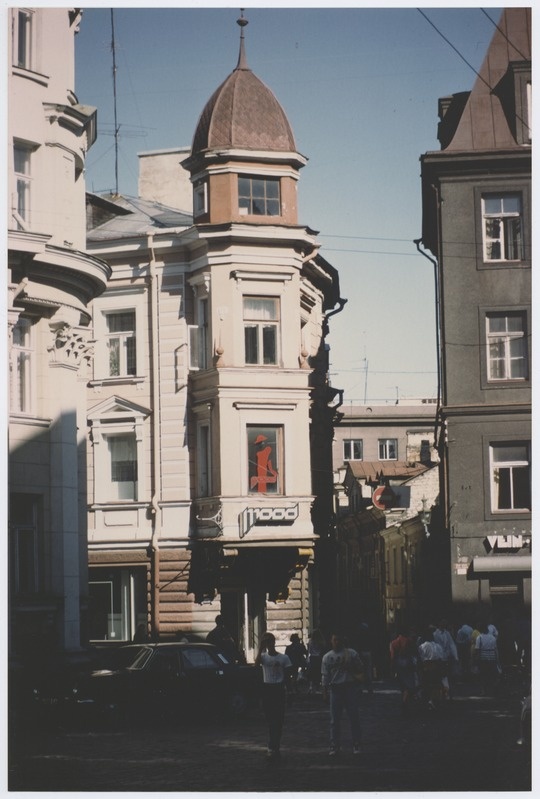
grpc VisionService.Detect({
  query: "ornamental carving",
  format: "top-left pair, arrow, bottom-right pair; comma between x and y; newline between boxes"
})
48,323 -> 95,369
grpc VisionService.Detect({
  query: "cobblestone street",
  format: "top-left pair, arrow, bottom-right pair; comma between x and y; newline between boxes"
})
9,679 -> 531,793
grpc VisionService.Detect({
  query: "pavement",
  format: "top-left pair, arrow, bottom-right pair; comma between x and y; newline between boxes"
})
8,678 -> 531,793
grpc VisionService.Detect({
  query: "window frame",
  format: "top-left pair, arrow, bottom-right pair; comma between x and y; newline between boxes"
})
188,296 -> 209,371
193,179 -> 208,218
10,493 -> 41,595
10,316 -> 34,415
238,175 -> 281,217
107,433 -> 138,501
13,8 -> 34,70
486,311 -> 528,382
481,192 -> 524,263
247,424 -> 284,496
489,441 -> 531,514
243,295 -> 280,366
378,438 -> 398,461
13,141 -> 33,229
92,290 -> 146,385
105,310 -> 137,378
196,422 -> 212,497
343,438 -> 363,461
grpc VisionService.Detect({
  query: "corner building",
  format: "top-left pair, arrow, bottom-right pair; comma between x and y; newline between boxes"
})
420,8 -> 531,629
85,19 -> 344,658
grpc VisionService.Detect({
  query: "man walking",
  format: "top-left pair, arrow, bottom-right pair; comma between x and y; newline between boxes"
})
321,633 -> 362,756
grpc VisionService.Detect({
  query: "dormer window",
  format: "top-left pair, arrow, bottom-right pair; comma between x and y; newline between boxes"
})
238,176 -> 280,216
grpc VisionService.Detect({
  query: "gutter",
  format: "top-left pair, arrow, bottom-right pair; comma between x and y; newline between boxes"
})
147,232 -> 161,640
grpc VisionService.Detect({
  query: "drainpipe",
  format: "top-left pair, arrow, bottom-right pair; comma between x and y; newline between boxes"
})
147,233 -> 161,640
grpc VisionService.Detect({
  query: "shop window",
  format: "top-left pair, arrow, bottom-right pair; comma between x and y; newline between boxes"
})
486,312 -> 528,381
247,425 -> 283,495
490,442 -> 531,512
88,567 -> 147,642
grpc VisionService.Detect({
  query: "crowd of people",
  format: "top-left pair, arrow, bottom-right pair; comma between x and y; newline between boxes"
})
200,613 -> 529,759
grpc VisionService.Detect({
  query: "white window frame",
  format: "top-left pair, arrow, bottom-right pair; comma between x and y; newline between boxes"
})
89,401 -> 149,505
243,296 -> 280,366
343,438 -> 363,461
486,312 -> 528,381
92,290 -> 145,383
188,297 -> 209,371
482,193 -> 523,262
104,310 -> 137,377
13,142 -> 33,229
10,317 -> 34,414
490,442 -> 531,513
379,438 -> 397,461
13,8 -> 34,70
193,179 -> 208,218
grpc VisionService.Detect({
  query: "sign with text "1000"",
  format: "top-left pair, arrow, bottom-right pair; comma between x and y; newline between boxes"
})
239,504 -> 299,538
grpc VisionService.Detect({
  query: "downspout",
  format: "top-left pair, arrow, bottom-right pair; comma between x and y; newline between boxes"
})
147,232 -> 161,640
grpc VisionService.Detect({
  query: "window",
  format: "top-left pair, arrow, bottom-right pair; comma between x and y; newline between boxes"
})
344,439 -> 363,461
486,312 -> 528,381
10,317 -> 33,413
89,567 -> 147,642
238,176 -> 280,216
197,423 -> 211,497
14,9 -> 33,69
490,442 -> 531,512
482,194 -> 523,261
105,311 -> 136,376
10,494 -> 40,594
193,179 -> 207,217
13,143 -> 32,228
188,298 -> 208,370
108,434 -> 138,500
379,439 -> 397,460
244,297 -> 279,365
247,425 -> 283,495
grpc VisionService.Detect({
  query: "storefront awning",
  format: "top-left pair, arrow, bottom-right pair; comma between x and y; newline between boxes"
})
472,556 -> 531,573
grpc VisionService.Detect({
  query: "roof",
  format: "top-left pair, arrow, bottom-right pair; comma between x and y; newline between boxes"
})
347,461 -> 430,484
443,7 -> 531,151
87,193 -> 192,241
191,19 -> 296,155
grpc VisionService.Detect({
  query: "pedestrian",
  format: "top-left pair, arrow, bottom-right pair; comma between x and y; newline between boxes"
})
433,619 -> 458,698
474,624 -> 500,696
255,632 -> 292,759
285,633 -> 308,692
321,633 -> 362,756
356,622 -> 374,693
418,626 -> 445,710
306,629 -> 326,693
206,615 -> 241,663
455,622 -> 473,679
389,628 -> 419,715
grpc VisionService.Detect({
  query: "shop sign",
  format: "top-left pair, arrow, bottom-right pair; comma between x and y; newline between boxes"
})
240,504 -> 299,538
485,534 -> 530,552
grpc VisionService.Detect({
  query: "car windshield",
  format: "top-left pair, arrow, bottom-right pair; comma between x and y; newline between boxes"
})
93,646 -> 152,671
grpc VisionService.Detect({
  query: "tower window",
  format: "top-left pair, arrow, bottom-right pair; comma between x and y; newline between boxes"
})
238,176 -> 280,216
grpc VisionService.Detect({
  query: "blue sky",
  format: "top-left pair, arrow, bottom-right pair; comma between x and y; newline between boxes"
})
74,5 -> 504,404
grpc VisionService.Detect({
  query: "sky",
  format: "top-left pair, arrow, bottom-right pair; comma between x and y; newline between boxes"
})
74,4 -> 505,405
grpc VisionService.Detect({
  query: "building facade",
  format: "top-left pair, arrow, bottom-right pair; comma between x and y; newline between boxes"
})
420,8 -> 531,627
8,8 -> 110,658
84,18 -> 344,658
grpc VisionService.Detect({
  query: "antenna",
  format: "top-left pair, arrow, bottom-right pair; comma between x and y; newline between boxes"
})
111,8 -> 119,195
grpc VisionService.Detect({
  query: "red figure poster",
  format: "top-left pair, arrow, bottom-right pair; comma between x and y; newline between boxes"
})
248,427 -> 280,494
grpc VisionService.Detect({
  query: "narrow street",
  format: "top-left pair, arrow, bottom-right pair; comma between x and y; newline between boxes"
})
9,679 -> 530,793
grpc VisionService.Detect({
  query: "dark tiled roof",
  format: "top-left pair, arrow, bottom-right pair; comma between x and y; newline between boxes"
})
192,65 -> 296,155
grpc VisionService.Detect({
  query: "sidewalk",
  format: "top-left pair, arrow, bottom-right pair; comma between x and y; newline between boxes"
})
9,678 -> 531,793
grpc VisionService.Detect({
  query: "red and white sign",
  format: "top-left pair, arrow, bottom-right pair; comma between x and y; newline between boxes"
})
372,486 -> 396,510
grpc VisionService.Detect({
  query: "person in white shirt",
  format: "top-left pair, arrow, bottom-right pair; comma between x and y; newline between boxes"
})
255,632 -> 292,758
321,633 -> 362,756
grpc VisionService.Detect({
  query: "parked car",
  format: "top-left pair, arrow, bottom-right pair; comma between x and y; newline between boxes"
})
69,642 -> 261,725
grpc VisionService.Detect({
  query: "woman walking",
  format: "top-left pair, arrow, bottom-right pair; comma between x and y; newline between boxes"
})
255,632 -> 292,759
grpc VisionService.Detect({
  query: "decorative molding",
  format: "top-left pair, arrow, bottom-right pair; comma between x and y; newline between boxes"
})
47,323 -> 95,370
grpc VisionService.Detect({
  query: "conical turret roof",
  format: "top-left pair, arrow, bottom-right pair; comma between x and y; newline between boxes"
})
191,15 -> 296,155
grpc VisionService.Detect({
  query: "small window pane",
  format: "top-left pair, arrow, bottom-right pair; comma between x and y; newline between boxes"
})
244,326 -> 258,364
502,195 -> 521,213
262,325 -> 276,364
484,197 -> 502,214
492,444 -> 528,463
